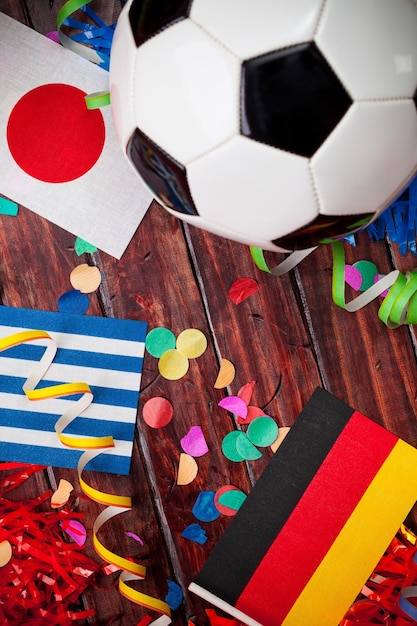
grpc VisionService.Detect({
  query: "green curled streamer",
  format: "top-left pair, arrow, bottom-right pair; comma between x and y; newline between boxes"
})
250,246 -> 316,275
251,242 -> 417,328
85,91 -> 111,110
57,0 -> 104,65
331,241 -> 399,315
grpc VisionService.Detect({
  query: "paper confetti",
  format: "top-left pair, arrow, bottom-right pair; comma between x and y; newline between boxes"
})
228,278 -> 259,304
142,397 -> 174,429
344,265 -> 363,291
270,426 -> 291,453
214,359 -> 236,389
352,260 -> 378,291
70,263 -> 102,293
215,486 -> 247,516
181,523 -> 208,545
0,540 -> 12,567
0,197 -> 18,216
237,381 -> 256,405
165,580 -> 183,610
247,417 -> 279,447
218,396 -> 248,419
125,531 -> 144,545
180,426 -> 209,457
237,405 -> 265,425
51,478 -> 74,509
221,432 -> 246,462
192,491 -> 220,523
57,289 -> 90,314
177,453 -> 198,486
74,237 -> 97,256
176,329 -> 207,359
235,434 -> 263,461
145,327 -> 176,358
218,490 -> 247,515
60,519 -> 87,547
158,349 -> 189,380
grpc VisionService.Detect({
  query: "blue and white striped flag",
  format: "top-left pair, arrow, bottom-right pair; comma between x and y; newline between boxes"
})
0,306 -> 147,474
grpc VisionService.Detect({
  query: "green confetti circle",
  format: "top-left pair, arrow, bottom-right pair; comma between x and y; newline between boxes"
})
235,432 -> 263,460
352,260 -> 378,292
218,489 -> 247,512
222,431 -> 246,462
74,237 -> 97,256
145,327 -> 176,358
247,416 -> 279,447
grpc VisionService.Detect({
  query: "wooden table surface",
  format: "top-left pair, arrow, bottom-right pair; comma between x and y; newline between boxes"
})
1,1 -> 417,624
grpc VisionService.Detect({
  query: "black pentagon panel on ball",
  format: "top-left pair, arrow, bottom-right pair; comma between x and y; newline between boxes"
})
129,0 -> 193,47
272,213 -> 374,250
241,43 -> 352,158
128,127 -> 198,216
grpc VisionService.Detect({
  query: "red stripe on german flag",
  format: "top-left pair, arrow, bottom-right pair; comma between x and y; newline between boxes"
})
190,388 -> 417,626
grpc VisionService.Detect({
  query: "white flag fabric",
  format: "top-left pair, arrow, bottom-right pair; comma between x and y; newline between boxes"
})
0,306 -> 147,474
0,12 -> 151,259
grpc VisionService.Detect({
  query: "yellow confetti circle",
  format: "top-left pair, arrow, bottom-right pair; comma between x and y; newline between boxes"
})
70,263 -> 102,293
176,328 -> 207,359
158,349 -> 189,380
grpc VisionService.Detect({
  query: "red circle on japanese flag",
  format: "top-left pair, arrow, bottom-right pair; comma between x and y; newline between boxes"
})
6,83 -> 106,183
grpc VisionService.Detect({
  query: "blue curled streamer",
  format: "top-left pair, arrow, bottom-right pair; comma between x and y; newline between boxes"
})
398,585 -> 417,621
60,3 -> 117,71
361,175 -> 417,256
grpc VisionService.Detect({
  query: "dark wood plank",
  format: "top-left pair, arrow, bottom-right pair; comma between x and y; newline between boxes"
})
183,223 -> 323,483
0,0 -> 29,23
98,202 -> 254,624
293,232 -> 417,526
0,207 -> 102,316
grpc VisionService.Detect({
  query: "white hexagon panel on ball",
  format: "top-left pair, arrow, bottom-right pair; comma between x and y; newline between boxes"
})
134,19 -> 240,165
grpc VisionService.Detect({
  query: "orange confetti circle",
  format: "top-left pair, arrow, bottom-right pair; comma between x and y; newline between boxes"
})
70,264 -> 102,293
0,540 -> 12,567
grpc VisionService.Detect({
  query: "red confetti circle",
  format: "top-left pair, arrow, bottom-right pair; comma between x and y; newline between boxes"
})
7,83 -> 106,183
142,397 -> 174,428
214,485 -> 242,516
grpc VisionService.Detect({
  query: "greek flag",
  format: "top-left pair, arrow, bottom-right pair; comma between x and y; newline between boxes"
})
0,306 -> 147,474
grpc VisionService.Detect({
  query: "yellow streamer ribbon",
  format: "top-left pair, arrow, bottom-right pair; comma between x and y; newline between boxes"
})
0,329 -> 171,621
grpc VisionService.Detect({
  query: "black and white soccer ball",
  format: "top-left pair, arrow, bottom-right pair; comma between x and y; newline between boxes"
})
110,0 -> 417,252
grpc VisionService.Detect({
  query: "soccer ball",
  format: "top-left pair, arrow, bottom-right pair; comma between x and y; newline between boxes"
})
109,0 -> 417,252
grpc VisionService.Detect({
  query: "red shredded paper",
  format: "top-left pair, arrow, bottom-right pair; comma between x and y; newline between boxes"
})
0,463 -> 99,625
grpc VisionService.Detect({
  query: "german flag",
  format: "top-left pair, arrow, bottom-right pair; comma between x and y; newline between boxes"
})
189,388 -> 417,626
